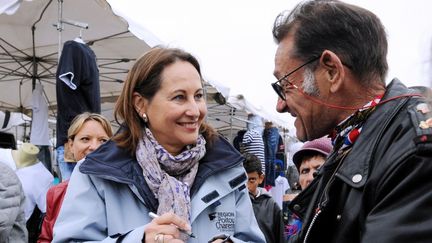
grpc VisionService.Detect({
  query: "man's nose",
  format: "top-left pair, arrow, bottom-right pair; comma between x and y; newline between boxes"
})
276,97 -> 288,113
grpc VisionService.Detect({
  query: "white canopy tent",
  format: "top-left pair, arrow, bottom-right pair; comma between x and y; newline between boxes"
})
0,0 -> 255,143
0,0 -> 153,142
107,0 -> 432,138
1,0 -> 431,143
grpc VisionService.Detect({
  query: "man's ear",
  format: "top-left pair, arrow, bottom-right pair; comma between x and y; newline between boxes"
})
319,50 -> 346,93
132,92 -> 147,114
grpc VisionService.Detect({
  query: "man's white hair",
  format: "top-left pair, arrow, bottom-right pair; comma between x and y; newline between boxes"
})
302,67 -> 320,96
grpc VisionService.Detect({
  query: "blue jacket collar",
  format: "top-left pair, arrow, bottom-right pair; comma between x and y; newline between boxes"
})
79,134 -> 244,210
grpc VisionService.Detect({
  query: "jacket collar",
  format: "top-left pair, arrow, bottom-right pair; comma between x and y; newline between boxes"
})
190,136 -> 244,195
79,139 -> 158,211
291,78 -> 415,220
249,187 -> 272,200
335,78 -> 412,187
79,134 -> 244,209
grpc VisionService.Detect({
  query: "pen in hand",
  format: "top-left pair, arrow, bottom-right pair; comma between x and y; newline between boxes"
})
148,212 -> 196,238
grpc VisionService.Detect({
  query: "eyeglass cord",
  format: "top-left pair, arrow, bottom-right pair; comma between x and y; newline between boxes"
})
294,88 -> 423,110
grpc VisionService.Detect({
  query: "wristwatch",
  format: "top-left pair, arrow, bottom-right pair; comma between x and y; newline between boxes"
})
208,234 -> 232,243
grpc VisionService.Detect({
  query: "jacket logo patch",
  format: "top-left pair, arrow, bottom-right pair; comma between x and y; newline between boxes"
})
416,103 -> 430,114
208,211 -> 235,232
208,212 -> 217,221
229,173 -> 247,189
419,118 -> 432,129
201,190 -> 219,203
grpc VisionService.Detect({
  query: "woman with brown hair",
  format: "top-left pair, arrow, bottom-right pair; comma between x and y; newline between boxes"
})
52,47 -> 265,243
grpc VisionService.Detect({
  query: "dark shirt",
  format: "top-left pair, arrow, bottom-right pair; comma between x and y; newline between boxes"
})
249,188 -> 284,243
56,40 -> 100,147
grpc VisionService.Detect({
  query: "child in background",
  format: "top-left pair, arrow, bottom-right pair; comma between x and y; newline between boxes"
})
243,153 -> 284,243
283,136 -> 333,240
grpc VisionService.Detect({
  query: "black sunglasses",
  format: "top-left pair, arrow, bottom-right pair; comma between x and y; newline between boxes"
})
271,56 -> 320,101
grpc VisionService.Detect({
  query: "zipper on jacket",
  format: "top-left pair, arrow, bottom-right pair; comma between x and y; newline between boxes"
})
303,207 -> 322,243
303,174 -> 335,243
302,148 -> 351,243
302,84 -> 413,243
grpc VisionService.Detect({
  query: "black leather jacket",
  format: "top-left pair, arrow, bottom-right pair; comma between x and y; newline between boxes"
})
289,79 -> 432,243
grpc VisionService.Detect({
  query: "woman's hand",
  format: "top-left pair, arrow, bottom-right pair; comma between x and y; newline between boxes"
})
209,240 -> 233,243
144,212 -> 191,243
207,234 -> 233,243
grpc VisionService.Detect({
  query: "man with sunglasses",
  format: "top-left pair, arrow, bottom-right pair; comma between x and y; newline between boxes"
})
271,1 -> 432,242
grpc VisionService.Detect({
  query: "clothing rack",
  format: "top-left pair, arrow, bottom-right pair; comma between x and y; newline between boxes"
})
54,0 -> 89,61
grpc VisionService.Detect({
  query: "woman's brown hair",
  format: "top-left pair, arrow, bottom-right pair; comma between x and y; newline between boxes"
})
113,46 -> 217,154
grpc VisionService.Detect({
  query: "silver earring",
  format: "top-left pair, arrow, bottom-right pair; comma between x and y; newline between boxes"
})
142,113 -> 148,123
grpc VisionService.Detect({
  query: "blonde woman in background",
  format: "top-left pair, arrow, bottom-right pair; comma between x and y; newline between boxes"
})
38,112 -> 112,243
65,112 -> 112,163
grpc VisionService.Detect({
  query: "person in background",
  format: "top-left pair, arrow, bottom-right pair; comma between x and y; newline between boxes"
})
38,112 -> 112,243
262,121 -> 284,188
292,137 -> 332,191
283,137 -> 332,240
242,114 -> 266,175
0,162 -> 27,242
243,153 -> 284,243
271,0 -> 432,242
52,47 -> 265,243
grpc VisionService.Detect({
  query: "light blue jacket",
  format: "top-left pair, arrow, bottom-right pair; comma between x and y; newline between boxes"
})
52,136 -> 265,243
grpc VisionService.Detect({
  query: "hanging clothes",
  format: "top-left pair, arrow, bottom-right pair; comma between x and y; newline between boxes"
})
30,83 -> 52,172
55,40 -> 101,149
30,83 -> 50,146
